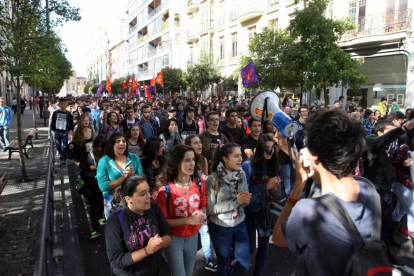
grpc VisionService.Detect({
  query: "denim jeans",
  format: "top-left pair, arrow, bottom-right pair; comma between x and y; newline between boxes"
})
199,224 -> 213,261
377,189 -> 393,252
208,220 -> 250,276
164,233 -> 198,276
103,194 -> 113,219
392,182 -> 414,232
0,126 -> 10,150
54,132 -> 68,161
246,215 -> 270,276
280,164 -> 292,195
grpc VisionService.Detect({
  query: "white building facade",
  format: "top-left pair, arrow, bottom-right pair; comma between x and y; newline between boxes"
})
125,0 -> 183,83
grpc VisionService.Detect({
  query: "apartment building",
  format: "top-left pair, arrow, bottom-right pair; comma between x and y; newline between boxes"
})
181,0 -> 413,107
337,0 -> 413,110
125,0 -> 183,84
58,71 -> 87,96
86,27 -> 111,85
109,40 -> 127,80
182,0 -> 306,96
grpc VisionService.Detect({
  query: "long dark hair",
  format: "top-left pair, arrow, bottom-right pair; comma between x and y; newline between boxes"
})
112,175 -> 148,211
162,118 -> 179,140
184,134 -> 207,175
105,133 -> 128,159
211,142 -> 240,172
252,135 -> 279,179
141,137 -> 164,163
125,123 -> 145,149
92,134 -> 107,164
156,144 -> 199,188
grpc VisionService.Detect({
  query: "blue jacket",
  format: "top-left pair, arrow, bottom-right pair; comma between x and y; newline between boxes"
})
89,106 -> 101,122
138,118 -> 160,138
96,153 -> 143,196
0,106 -> 12,126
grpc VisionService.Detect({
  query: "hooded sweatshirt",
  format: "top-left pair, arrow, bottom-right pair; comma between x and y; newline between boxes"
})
106,202 -> 170,276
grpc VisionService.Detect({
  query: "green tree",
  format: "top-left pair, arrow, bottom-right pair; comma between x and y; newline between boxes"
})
236,27 -> 296,91
288,0 -> 367,105
84,81 -> 93,94
186,54 -> 223,96
0,0 -> 80,182
111,78 -> 126,94
163,67 -> 187,94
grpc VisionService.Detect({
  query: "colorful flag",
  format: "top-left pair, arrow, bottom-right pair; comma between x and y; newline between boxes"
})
129,78 -> 138,98
96,83 -> 103,97
106,77 -> 112,94
155,71 -> 164,86
150,74 -> 155,87
122,77 -> 130,90
241,62 -> 258,87
143,82 -> 151,100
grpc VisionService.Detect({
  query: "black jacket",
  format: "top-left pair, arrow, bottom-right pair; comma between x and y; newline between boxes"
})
363,127 -> 414,190
51,110 -> 74,133
120,117 -> 140,134
106,202 -> 170,276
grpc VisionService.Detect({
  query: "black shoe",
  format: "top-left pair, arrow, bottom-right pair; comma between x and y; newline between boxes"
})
389,255 -> 405,268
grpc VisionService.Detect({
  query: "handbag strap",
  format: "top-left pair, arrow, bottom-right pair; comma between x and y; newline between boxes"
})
315,178 -> 382,251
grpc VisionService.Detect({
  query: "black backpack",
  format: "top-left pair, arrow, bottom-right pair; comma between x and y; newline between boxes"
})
314,178 -> 391,276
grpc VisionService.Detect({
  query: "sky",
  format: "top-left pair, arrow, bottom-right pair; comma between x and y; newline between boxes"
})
57,0 -> 124,78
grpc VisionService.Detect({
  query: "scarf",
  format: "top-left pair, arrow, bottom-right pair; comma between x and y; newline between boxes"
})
216,162 -> 242,188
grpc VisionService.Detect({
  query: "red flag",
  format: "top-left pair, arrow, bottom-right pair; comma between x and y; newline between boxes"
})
122,77 -> 130,90
143,82 -> 151,100
150,74 -> 155,87
131,78 -> 139,90
155,71 -> 163,86
106,77 -> 112,94
128,84 -> 134,98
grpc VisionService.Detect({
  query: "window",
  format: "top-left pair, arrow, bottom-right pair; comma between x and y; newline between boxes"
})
349,0 -> 366,32
231,32 -> 237,57
219,36 -> 225,60
248,26 -> 256,42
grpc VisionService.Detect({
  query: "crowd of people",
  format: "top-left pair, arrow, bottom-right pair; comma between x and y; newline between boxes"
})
1,91 -> 412,276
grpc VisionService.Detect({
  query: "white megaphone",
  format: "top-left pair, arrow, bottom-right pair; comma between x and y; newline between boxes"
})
249,90 -> 298,137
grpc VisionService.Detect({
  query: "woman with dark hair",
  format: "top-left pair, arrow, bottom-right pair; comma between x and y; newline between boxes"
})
207,142 -> 251,276
201,104 -> 210,118
96,133 -> 143,219
126,124 -> 146,157
263,119 -> 275,135
184,135 -> 217,271
106,175 -> 171,276
159,118 -> 182,157
373,109 -> 381,122
105,111 -> 124,138
140,137 -> 166,192
242,135 -> 280,276
79,134 -> 107,239
155,144 -> 207,276
69,115 -> 96,162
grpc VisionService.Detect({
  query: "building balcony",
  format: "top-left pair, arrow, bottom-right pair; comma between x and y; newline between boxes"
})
267,0 -> 279,8
235,0 -> 264,23
186,0 -> 199,14
186,28 -> 199,43
129,24 -> 138,35
147,0 -> 169,22
342,9 -> 412,43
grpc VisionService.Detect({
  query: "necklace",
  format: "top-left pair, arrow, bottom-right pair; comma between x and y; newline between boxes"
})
174,177 -> 191,190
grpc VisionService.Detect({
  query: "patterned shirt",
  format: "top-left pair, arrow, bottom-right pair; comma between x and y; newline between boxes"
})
394,143 -> 412,188
363,119 -> 374,136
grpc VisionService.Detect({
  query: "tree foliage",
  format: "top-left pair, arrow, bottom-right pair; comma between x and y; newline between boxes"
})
287,0 -> 367,94
186,54 -> 223,94
163,67 -> 187,93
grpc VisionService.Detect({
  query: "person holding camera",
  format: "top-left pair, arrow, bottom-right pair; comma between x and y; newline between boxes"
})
272,110 -> 381,275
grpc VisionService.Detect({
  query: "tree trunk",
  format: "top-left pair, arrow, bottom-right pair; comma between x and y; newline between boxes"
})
299,84 -> 303,107
32,88 -> 37,139
42,91 -> 47,126
16,77 -> 28,182
323,82 -> 327,106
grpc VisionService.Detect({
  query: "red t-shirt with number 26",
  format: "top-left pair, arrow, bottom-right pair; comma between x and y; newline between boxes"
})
156,178 -> 207,237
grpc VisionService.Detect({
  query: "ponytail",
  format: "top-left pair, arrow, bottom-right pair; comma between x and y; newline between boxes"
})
110,175 -> 148,212
210,142 -> 240,172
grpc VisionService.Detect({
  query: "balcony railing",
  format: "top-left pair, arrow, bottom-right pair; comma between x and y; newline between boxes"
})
200,20 -> 214,32
268,0 -> 279,8
186,28 -> 199,40
187,0 -> 199,13
129,24 -> 138,35
147,1 -> 169,22
234,0 -> 264,22
344,9 -> 412,39
217,17 -> 225,29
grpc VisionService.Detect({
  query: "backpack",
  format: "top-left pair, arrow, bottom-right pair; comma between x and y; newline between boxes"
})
314,179 -> 391,276
163,177 -> 202,213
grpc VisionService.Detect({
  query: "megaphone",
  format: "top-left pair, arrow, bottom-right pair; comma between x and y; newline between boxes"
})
249,90 -> 298,137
